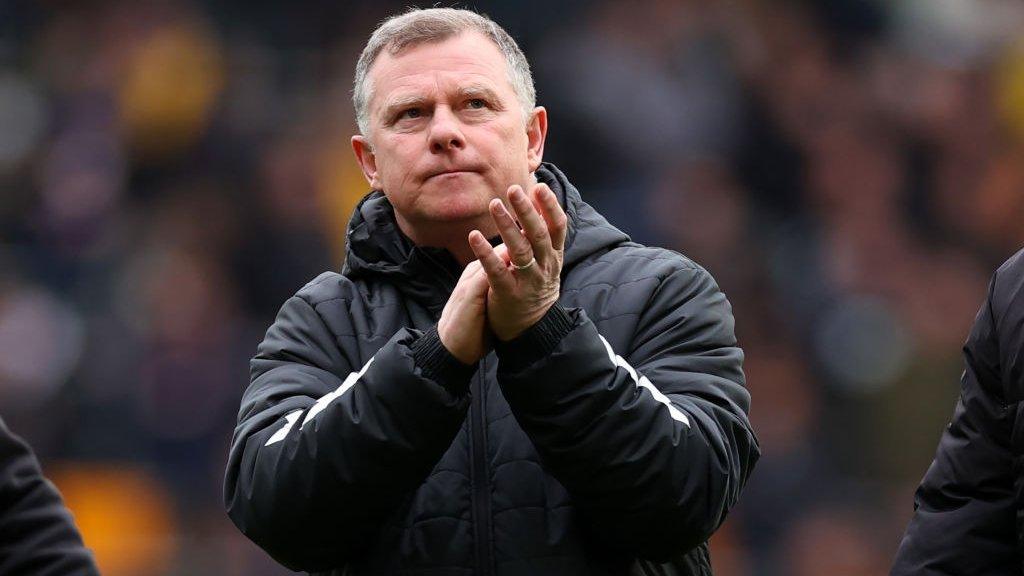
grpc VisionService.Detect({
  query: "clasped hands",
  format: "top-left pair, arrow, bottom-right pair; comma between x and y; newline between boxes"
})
438,183 -> 567,365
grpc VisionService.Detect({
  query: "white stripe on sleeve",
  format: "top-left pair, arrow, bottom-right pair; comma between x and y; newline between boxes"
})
265,410 -> 303,446
263,356 -> 377,447
301,356 -> 375,429
597,335 -> 690,428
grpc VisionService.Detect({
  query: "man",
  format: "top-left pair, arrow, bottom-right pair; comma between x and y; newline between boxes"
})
892,248 -> 1024,575
225,8 -> 758,575
0,417 -> 99,575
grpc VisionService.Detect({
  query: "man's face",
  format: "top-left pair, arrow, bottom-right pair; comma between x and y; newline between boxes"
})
352,32 -> 546,235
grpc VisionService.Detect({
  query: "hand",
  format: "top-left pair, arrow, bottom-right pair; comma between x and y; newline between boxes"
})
438,260 -> 492,364
468,183 -> 567,341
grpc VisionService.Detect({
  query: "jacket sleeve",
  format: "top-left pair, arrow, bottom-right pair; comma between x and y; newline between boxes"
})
224,293 -> 473,572
494,265 -> 759,561
0,417 -> 99,575
891,269 -> 1019,575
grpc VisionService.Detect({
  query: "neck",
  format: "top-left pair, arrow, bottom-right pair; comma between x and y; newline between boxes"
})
395,213 -> 498,267
390,174 -> 540,267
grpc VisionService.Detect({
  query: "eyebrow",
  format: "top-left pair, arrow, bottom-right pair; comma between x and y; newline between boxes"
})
381,95 -> 430,121
456,84 -> 502,105
380,83 -> 506,121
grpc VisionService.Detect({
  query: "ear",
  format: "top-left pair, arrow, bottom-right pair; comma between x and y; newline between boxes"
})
351,135 -> 382,189
526,106 -> 548,173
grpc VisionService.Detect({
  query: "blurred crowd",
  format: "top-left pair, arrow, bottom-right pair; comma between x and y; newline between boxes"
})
2,0 -> 1023,573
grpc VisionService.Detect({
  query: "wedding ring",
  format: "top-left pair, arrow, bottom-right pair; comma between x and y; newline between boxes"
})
512,257 -> 536,271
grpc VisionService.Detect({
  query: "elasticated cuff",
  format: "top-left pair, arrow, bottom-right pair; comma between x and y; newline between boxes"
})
494,304 -> 576,373
410,326 -> 476,395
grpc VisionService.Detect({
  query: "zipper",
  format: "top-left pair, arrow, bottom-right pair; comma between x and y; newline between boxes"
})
470,356 -> 492,575
420,246 -> 488,571
417,249 -> 459,293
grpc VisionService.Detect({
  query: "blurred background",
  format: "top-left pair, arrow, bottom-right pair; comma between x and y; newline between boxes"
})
1,0 -> 1023,573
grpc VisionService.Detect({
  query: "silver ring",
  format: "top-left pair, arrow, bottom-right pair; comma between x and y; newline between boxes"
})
512,257 -> 536,271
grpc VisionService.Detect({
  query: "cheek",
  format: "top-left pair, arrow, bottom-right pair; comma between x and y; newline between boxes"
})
484,124 -> 527,168
374,142 -> 413,186
501,129 -> 531,173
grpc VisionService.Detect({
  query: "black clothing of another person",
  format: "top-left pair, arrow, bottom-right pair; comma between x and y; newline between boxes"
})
893,248 -> 1024,575
0,417 -> 98,575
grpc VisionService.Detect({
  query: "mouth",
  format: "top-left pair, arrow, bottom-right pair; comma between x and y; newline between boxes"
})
426,168 -> 479,180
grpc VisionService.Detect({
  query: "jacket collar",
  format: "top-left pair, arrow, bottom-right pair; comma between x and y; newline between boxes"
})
342,163 -> 630,311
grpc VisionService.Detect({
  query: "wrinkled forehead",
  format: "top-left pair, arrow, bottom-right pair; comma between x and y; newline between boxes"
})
364,32 -> 514,108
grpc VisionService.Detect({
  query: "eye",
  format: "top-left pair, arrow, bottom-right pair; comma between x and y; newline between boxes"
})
400,108 -> 422,119
466,98 -> 487,109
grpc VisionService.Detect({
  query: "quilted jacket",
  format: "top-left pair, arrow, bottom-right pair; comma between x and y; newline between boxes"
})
892,247 -> 1024,575
0,417 -> 98,575
225,163 -> 759,575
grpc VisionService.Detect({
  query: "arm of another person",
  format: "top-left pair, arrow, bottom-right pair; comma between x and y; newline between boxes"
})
0,417 -> 99,575
224,268 -> 488,572
891,267 -> 1019,576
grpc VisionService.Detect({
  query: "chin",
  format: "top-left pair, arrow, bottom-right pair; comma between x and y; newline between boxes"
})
423,196 -> 489,222
417,182 -> 493,222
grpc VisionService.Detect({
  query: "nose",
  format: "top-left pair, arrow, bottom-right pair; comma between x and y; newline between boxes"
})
428,107 -> 465,153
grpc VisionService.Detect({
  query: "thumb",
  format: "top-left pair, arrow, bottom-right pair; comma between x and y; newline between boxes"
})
458,259 -> 483,282
468,263 -> 492,295
493,243 -> 511,266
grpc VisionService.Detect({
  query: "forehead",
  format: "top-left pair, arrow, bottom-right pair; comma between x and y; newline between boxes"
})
367,31 -> 514,106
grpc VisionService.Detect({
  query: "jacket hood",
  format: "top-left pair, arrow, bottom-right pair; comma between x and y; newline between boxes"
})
342,163 -> 630,310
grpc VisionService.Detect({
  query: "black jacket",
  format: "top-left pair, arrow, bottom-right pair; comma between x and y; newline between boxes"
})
892,248 -> 1024,575
225,164 -> 759,575
0,417 -> 98,575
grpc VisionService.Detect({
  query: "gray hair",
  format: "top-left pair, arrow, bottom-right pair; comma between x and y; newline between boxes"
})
352,7 -> 536,137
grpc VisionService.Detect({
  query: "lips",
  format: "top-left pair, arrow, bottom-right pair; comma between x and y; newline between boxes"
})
425,167 -> 480,180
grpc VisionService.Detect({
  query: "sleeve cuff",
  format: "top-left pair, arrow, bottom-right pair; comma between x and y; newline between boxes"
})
495,303 -> 577,373
410,325 -> 476,395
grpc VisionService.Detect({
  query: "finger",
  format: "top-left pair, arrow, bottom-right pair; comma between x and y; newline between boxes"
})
493,243 -> 511,266
508,185 -> 552,263
534,184 -> 567,252
489,195 -> 534,267
469,230 -> 515,291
